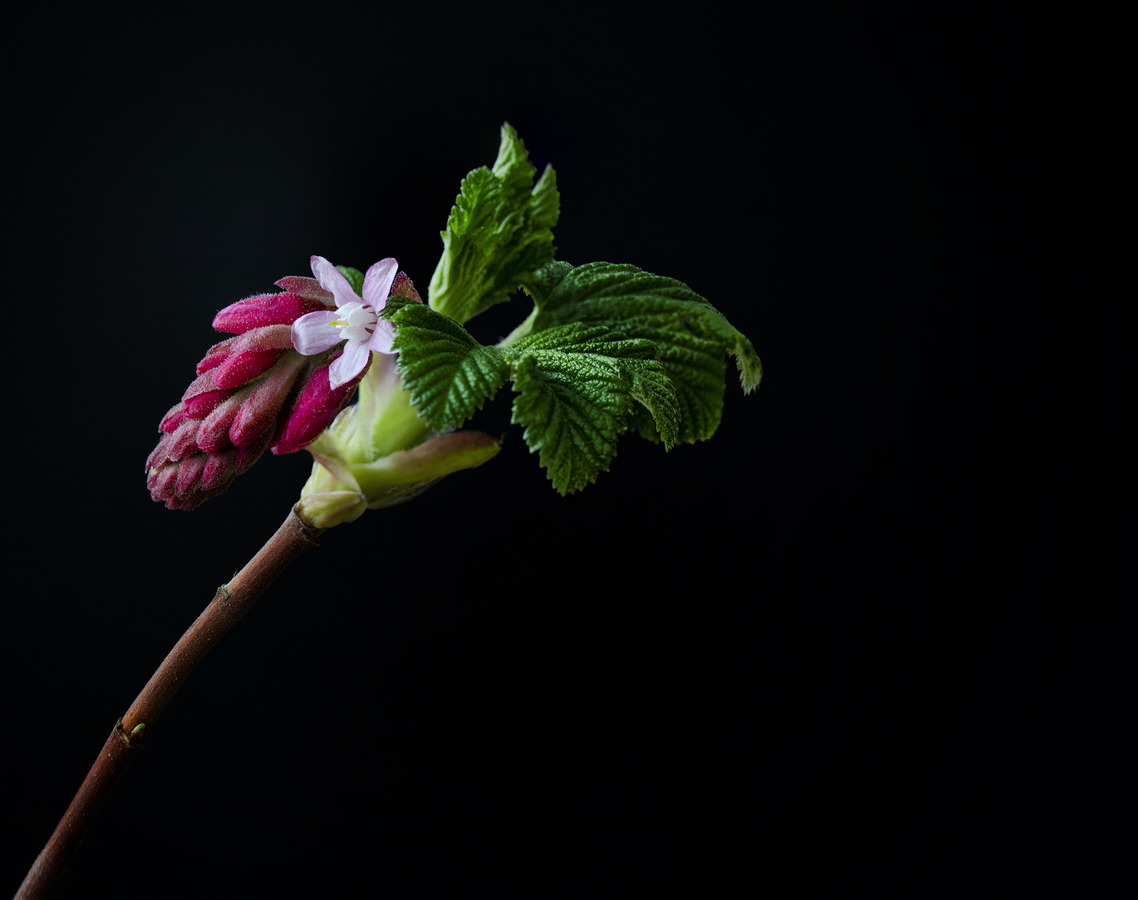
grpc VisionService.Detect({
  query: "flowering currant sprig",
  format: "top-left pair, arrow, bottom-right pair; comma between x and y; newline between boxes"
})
147,124 -> 759,513
25,122 -> 760,900
146,256 -> 417,509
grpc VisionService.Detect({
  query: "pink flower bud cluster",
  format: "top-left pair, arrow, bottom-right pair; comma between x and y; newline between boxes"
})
146,275 -> 373,509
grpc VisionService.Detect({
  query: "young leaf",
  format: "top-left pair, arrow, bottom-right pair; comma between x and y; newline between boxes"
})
507,324 -> 678,493
427,123 -> 560,324
528,261 -> 761,443
391,303 -> 510,433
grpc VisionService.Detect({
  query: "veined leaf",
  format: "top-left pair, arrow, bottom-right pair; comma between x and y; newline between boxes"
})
391,303 -> 510,433
506,324 -> 680,493
427,123 -> 559,324
395,126 -> 760,495
528,261 -> 761,443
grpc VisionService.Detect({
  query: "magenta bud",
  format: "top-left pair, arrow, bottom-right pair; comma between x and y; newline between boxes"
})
147,263 -> 405,510
211,347 -> 286,390
234,429 -> 273,473
174,454 -> 206,496
166,418 -> 202,461
182,388 -> 230,419
199,449 -> 236,491
158,403 -> 188,434
228,353 -> 304,446
273,275 -> 330,299
272,352 -> 368,455
196,393 -> 244,453
146,432 -> 175,472
212,291 -> 332,334
195,337 -> 237,375
147,464 -> 178,497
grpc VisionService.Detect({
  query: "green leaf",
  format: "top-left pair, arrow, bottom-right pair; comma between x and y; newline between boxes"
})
507,324 -> 680,493
427,122 -> 559,324
391,303 -> 510,433
528,261 -> 761,443
394,260 -> 759,492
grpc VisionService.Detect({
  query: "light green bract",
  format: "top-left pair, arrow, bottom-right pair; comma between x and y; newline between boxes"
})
385,123 -> 762,495
297,354 -> 502,527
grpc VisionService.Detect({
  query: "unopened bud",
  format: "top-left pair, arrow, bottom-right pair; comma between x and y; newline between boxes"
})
147,276 -> 376,509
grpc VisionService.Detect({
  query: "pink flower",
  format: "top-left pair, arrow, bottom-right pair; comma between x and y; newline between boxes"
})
146,263 -> 420,510
291,256 -> 399,389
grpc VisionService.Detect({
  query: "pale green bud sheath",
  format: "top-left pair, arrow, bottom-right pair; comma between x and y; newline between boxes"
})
296,349 -> 501,529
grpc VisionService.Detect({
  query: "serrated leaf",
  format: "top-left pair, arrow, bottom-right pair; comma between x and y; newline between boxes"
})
428,123 -> 559,324
529,261 -> 761,443
507,323 -> 680,492
626,359 -> 681,449
509,343 -> 627,495
514,322 -> 681,450
392,304 -> 510,433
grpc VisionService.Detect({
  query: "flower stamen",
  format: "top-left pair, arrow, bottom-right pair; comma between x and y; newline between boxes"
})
329,301 -> 378,342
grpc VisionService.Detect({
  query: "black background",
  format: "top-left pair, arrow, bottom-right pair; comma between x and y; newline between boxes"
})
4,2 -> 1130,897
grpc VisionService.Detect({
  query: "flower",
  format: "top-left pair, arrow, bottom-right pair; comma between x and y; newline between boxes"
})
291,256 -> 399,390
147,261 -> 421,509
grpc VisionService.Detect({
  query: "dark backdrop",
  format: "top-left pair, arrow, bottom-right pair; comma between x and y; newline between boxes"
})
5,3 -> 1130,897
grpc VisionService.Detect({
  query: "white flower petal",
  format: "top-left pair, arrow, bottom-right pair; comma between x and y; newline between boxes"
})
361,258 -> 398,310
292,311 -> 345,355
327,338 -> 371,389
365,316 -> 397,354
310,255 -> 362,309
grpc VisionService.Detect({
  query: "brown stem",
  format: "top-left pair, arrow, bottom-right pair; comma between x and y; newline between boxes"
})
16,506 -> 323,900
